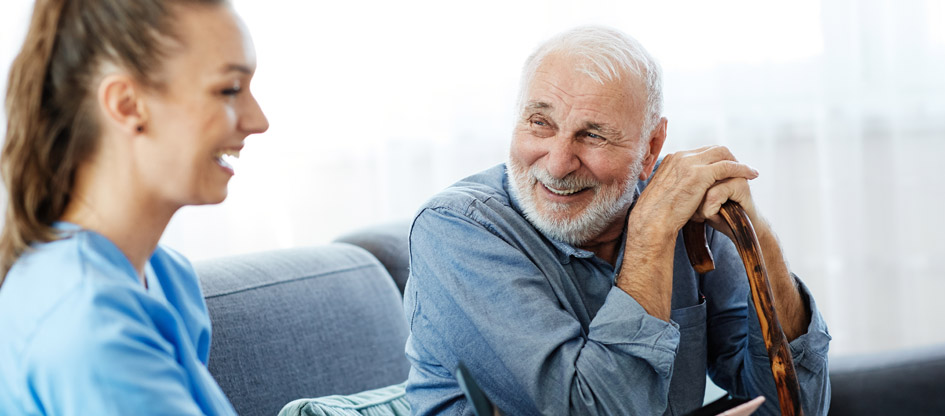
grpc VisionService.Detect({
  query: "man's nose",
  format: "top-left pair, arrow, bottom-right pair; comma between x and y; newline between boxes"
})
544,135 -> 580,179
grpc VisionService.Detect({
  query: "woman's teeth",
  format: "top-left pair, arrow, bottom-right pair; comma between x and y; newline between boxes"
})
215,149 -> 240,170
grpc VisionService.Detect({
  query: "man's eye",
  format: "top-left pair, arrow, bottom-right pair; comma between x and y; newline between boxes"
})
533,120 -> 547,127
587,132 -> 604,140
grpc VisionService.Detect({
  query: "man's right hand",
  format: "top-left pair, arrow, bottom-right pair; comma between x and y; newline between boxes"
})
615,146 -> 759,321
632,145 -> 760,238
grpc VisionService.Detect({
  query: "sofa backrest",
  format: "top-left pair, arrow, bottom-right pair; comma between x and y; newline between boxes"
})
195,244 -> 410,416
334,221 -> 411,295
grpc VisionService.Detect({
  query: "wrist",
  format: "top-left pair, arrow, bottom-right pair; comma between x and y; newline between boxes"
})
626,209 -> 679,247
618,212 -> 677,322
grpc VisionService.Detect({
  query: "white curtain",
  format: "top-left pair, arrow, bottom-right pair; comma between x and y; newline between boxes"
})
2,0 -> 943,356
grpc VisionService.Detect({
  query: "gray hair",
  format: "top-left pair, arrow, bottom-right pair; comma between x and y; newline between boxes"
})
517,25 -> 664,140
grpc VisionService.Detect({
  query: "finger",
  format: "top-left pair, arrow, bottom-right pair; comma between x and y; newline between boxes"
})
689,145 -> 738,164
661,145 -> 721,168
689,194 -> 735,242
707,160 -> 759,183
699,177 -> 753,220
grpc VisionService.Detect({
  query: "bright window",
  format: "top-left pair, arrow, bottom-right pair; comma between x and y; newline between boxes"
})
2,0 -> 944,356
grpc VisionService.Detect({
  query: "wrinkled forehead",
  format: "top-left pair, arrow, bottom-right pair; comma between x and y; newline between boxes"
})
524,53 -> 648,120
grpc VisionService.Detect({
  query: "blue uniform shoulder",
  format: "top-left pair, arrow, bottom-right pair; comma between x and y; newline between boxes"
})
0,231 -> 155,410
1,231 -> 135,317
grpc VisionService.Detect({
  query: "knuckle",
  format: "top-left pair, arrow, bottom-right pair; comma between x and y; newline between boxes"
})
705,186 -> 725,205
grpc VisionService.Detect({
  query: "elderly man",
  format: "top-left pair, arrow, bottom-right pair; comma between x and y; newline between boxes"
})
403,26 -> 830,415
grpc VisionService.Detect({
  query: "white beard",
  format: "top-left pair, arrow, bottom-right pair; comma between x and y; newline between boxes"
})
507,156 -> 644,246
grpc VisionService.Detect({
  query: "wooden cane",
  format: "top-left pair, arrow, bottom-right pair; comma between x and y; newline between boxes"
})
682,201 -> 803,416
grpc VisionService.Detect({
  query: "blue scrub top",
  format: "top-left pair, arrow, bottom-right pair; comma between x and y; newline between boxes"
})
0,223 -> 236,415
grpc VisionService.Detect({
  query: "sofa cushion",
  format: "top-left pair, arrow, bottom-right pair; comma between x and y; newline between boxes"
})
334,221 -> 411,295
278,382 -> 409,416
829,344 -> 945,415
196,244 -> 410,416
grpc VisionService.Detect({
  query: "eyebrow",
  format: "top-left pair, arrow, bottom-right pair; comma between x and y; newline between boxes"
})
524,101 -> 621,137
524,101 -> 552,112
585,121 -> 620,137
223,63 -> 254,75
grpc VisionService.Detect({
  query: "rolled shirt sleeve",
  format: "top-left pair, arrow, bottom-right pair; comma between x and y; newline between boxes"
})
404,165 -> 831,416
702,228 -> 831,415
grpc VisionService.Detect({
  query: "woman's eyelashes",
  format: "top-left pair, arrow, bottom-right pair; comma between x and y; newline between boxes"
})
221,86 -> 241,96
220,80 -> 244,97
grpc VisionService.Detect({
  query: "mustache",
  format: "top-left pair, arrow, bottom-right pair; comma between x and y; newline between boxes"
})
528,166 -> 599,191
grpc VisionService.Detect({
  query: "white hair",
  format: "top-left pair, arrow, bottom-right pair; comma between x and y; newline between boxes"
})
517,25 -> 664,140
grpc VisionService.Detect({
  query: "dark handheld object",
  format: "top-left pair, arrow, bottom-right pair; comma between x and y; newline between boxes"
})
682,201 -> 803,416
456,362 -> 498,416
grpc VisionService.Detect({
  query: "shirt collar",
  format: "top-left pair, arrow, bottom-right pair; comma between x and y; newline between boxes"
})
52,221 -> 161,294
502,164 -> 643,265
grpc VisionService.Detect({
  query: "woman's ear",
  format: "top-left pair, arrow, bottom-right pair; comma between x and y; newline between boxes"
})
97,73 -> 148,135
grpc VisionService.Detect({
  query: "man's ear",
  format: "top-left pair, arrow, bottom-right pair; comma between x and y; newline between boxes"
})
96,73 -> 148,135
638,117 -> 668,180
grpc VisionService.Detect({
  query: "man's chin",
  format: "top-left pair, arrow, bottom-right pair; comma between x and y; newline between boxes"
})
527,212 -> 596,246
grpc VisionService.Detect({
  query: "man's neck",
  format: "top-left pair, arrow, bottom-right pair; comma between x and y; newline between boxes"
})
579,238 -> 623,267
578,214 -> 628,267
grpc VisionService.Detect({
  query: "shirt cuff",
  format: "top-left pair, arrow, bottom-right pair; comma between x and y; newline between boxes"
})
587,287 -> 681,376
747,275 -> 831,373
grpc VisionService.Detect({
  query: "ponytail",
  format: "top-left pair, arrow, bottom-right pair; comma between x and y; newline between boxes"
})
0,0 -> 70,281
0,0 -> 226,283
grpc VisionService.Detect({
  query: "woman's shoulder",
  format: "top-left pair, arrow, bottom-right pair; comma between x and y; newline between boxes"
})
2,233 -> 94,308
0,232 -> 156,352
9,230 -> 138,288
0,234 -> 170,401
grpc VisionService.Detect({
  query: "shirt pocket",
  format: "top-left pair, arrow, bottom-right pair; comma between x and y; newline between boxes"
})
670,298 -> 707,329
667,298 -> 707,415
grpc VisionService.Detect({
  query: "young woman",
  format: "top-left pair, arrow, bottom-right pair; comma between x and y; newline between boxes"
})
0,0 -> 268,414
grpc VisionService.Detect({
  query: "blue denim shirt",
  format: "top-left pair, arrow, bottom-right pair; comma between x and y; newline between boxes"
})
404,164 -> 830,415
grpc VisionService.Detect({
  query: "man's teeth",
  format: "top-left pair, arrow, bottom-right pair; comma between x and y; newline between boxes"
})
544,184 -> 582,195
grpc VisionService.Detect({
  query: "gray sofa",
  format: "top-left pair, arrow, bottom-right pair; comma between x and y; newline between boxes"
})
195,244 -> 410,416
195,221 -> 945,416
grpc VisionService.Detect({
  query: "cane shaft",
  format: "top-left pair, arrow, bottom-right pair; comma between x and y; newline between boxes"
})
682,201 -> 803,416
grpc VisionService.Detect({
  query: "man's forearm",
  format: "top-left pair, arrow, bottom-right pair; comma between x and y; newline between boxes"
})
752,218 -> 809,340
615,216 -> 677,321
